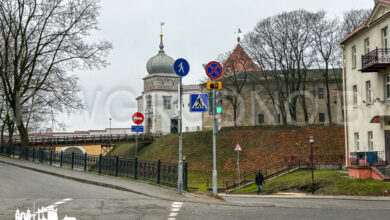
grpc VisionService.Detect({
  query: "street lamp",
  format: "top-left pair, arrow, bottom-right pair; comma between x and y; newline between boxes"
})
309,136 -> 315,194
109,118 -> 112,147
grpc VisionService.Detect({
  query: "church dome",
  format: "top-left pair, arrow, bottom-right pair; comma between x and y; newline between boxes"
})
146,34 -> 175,74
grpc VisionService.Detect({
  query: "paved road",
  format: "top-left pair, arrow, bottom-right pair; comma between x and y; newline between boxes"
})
1,163 -> 390,220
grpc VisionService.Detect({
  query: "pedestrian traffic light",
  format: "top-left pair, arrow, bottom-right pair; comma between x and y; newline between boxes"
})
170,118 -> 178,134
216,91 -> 223,114
208,92 -> 214,115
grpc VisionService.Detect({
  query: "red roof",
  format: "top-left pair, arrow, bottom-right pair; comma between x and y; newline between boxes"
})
341,0 -> 390,44
224,44 -> 261,72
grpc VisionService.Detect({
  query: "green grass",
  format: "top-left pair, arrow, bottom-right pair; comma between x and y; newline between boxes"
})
107,142 -> 149,158
233,170 -> 390,196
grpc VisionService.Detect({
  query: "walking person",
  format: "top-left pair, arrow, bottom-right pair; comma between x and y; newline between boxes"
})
255,170 -> 265,195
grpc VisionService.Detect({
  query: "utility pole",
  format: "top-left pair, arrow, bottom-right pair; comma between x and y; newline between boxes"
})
178,77 -> 183,194
212,88 -> 217,195
309,136 -> 315,194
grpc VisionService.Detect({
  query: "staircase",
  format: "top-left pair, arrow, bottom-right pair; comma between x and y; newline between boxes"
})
376,166 -> 390,181
223,157 -> 309,192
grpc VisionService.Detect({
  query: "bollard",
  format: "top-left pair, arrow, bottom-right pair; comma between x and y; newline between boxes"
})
157,159 -> 161,184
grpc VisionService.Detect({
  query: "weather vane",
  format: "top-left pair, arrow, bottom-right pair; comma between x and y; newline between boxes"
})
235,28 -> 242,43
160,22 -> 165,35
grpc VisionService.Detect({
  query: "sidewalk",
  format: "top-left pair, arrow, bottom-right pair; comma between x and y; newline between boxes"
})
220,192 -> 390,201
0,156 -> 273,207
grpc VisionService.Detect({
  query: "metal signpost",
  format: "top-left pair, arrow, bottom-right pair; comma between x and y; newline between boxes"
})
132,112 -> 144,157
174,58 -> 190,194
234,144 -> 243,191
205,61 -> 223,195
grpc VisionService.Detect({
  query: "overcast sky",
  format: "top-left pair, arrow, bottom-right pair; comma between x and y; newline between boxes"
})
59,0 -> 374,132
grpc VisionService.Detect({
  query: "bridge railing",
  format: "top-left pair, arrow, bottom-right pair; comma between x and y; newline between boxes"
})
0,146 -> 187,189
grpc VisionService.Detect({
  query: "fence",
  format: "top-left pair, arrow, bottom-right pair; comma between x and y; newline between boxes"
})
223,154 -> 345,191
0,146 -> 187,189
349,151 -> 386,167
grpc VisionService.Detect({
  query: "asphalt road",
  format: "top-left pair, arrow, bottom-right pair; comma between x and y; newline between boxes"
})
1,163 -> 390,220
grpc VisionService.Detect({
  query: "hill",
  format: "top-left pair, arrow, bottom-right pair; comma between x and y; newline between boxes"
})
136,125 -> 345,172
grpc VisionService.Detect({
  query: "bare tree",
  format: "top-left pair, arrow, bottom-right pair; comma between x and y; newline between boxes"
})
312,12 -> 342,124
342,9 -> 371,38
0,0 -> 111,147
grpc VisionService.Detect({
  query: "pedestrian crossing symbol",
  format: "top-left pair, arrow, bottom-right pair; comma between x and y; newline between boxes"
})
190,94 -> 208,112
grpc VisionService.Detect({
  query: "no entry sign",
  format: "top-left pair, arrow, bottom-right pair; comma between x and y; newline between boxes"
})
132,112 -> 144,125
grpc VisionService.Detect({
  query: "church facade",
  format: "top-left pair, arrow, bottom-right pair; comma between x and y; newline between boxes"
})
136,34 -> 203,135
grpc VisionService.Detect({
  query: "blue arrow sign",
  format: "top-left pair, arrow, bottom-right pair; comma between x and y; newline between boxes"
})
131,125 -> 144,133
190,94 -> 208,112
174,58 -> 190,77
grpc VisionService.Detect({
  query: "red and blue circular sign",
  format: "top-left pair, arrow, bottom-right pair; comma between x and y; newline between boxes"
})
206,61 -> 223,80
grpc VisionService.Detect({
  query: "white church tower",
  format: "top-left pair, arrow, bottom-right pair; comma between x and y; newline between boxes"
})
136,31 -> 202,135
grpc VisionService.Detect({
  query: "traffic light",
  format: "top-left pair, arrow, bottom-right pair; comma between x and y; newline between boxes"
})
216,91 -> 223,114
208,92 -> 214,115
170,118 -> 178,134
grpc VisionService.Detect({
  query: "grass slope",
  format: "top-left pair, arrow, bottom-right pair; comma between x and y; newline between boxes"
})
234,170 -> 390,196
137,126 -> 344,171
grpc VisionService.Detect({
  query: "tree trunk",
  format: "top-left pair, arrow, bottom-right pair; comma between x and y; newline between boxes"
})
233,105 -> 238,128
16,123 -> 29,148
0,122 -> 5,147
325,63 -> 332,125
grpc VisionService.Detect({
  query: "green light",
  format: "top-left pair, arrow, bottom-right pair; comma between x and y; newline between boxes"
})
216,106 -> 223,114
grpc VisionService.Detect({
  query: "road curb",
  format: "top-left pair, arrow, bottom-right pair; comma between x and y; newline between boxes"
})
0,158 -> 274,208
221,193 -> 390,201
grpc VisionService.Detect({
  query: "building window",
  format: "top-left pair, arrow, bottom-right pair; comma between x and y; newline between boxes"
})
364,38 -> 370,54
275,114 -> 280,124
352,46 -> 357,68
354,133 -> 360,151
258,114 -> 264,124
319,113 -> 325,123
366,80 -> 372,103
386,75 -> 390,100
368,131 -> 374,151
382,27 -> 388,48
318,88 -> 324,99
146,96 -> 152,110
163,96 -> 172,110
353,85 -> 358,106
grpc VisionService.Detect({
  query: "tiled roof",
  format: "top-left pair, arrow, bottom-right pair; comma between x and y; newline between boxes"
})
224,44 -> 261,72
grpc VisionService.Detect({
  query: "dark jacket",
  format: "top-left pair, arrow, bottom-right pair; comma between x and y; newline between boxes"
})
255,173 -> 265,186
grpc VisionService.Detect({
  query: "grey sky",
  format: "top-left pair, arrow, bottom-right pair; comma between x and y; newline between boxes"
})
60,0 -> 374,131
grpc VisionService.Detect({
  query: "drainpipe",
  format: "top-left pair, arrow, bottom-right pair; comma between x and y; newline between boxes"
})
342,45 -> 350,168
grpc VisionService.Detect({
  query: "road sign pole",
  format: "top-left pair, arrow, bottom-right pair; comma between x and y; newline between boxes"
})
178,77 -> 183,194
212,88 -> 218,195
238,151 -> 240,191
136,131 -> 138,157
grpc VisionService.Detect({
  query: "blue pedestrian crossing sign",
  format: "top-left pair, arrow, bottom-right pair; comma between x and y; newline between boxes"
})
190,94 -> 208,112
174,58 -> 190,77
131,125 -> 144,133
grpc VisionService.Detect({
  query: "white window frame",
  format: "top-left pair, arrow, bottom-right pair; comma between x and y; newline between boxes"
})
382,27 -> 388,49
353,85 -> 358,106
368,131 -> 374,151
364,38 -> 370,54
352,46 -> 357,68
354,132 -> 360,151
366,80 -> 372,103
163,96 -> 172,110
386,75 -> 390,100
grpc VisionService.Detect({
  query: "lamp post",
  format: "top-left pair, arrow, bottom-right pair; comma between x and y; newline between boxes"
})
109,118 -> 112,147
309,136 -> 315,194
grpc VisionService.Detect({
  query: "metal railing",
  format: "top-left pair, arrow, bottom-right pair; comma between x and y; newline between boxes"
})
362,48 -> 390,69
223,155 -> 345,191
0,146 -> 187,188
349,151 -> 386,167
2,134 -> 156,146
